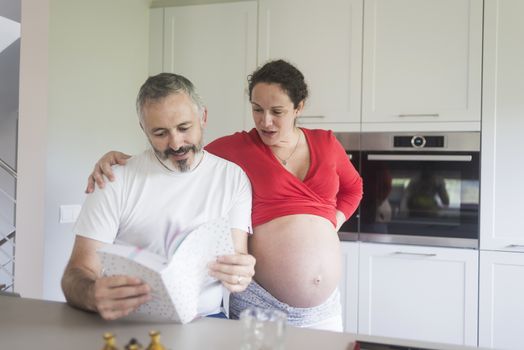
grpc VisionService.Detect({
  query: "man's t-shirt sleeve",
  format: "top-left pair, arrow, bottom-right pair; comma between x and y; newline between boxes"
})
73,169 -> 123,243
228,168 -> 253,234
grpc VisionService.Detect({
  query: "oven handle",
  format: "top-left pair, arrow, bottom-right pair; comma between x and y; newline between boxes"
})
367,154 -> 472,162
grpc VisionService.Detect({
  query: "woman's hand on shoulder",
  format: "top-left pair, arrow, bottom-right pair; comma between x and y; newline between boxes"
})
85,151 -> 131,193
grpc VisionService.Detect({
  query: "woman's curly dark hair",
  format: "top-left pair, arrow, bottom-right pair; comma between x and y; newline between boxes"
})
248,59 -> 308,108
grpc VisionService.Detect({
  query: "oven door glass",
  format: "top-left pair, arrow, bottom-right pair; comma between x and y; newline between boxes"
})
360,152 -> 479,240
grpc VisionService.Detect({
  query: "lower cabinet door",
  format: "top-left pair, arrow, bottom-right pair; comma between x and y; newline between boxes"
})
358,243 -> 478,346
479,250 -> 524,350
340,242 -> 359,333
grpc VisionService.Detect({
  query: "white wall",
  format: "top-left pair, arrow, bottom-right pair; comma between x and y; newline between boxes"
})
16,0 -> 151,300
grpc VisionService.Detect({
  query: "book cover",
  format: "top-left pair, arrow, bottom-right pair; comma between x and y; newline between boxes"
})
97,217 -> 233,323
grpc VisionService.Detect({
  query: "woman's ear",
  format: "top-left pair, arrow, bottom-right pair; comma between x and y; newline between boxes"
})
296,100 -> 305,115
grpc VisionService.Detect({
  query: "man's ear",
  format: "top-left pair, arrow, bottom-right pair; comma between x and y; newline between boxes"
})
200,107 -> 208,127
139,120 -> 144,131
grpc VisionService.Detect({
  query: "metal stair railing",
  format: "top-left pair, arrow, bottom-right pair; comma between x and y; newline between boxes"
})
0,157 -> 17,292
0,231 -> 15,248
0,158 -> 17,180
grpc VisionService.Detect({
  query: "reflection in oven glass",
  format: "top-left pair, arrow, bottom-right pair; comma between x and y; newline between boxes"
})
361,166 -> 479,238
360,164 -> 392,233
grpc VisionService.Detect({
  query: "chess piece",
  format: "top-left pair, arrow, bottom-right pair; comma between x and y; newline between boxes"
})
102,332 -> 119,350
125,338 -> 143,350
146,331 -> 166,350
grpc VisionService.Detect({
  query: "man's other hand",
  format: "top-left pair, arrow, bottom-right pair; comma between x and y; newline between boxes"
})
208,253 -> 256,293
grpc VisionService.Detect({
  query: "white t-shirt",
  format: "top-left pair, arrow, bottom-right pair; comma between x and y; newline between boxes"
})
74,149 -> 252,316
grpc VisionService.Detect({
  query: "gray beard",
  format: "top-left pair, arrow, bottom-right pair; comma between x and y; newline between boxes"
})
154,143 -> 202,172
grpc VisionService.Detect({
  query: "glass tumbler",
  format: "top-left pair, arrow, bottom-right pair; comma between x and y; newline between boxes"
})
239,307 -> 287,350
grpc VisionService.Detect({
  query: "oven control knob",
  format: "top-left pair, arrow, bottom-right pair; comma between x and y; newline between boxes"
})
411,135 -> 426,148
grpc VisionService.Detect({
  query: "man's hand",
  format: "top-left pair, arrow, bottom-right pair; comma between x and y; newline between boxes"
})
208,253 -> 256,293
92,275 -> 151,320
62,236 -> 151,321
85,151 -> 131,193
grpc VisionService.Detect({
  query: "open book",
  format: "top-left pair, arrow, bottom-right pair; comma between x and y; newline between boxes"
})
97,217 -> 234,323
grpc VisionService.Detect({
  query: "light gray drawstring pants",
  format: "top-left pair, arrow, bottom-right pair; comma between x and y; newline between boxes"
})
230,280 -> 343,332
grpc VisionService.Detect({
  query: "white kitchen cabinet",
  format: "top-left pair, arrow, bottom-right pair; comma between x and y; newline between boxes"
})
258,0 -> 363,131
480,0 -> 524,252
358,243 -> 478,346
150,2 -> 257,144
340,241 -> 359,333
149,8 -> 163,76
479,251 -> 524,349
361,0 -> 483,132
479,2 -> 524,349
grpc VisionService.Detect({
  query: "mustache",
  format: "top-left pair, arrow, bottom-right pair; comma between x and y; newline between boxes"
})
164,145 -> 199,157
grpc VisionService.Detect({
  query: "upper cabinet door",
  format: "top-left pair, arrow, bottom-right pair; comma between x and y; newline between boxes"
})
258,0 -> 363,130
361,0 -> 483,131
481,0 -> 524,252
161,2 -> 257,144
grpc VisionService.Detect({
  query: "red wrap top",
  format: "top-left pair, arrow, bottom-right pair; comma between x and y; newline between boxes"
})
205,128 -> 362,228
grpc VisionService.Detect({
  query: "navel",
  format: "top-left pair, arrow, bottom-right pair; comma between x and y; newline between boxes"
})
313,275 -> 323,286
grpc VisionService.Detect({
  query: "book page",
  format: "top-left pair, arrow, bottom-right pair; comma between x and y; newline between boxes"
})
98,217 -> 234,323
162,216 -> 234,322
97,246 -> 176,321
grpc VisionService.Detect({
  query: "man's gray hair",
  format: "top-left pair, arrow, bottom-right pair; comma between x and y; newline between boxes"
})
136,73 -> 205,121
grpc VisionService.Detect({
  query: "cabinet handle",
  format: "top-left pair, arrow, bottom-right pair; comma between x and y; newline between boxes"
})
398,113 -> 439,118
393,251 -> 437,257
507,244 -> 524,248
297,115 -> 325,119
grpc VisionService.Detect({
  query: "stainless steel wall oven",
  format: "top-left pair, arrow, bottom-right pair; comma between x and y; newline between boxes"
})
336,132 -> 480,249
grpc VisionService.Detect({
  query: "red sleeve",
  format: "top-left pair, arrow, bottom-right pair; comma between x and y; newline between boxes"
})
204,134 -> 240,163
204,137 -> 227,157
332,133 -> 363,219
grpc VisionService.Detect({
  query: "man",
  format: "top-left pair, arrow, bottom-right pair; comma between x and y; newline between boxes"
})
61,73 -> 255,321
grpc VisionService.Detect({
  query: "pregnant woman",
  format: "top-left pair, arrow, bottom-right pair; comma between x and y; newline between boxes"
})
86,60 -> 362,331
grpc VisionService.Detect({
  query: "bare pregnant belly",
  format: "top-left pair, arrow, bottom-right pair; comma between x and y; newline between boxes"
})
249,214 -> 342,308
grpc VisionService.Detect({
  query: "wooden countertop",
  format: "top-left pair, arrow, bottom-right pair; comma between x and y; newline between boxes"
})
0,296 -> 490,350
